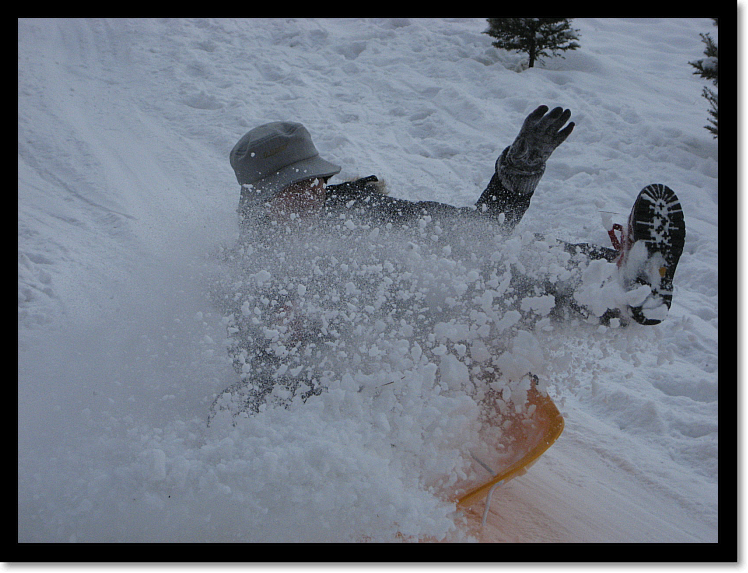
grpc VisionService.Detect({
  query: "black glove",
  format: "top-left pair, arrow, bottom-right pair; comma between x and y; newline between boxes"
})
506,105 -> 575,170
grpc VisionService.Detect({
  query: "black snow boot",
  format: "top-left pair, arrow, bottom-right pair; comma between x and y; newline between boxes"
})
611,184 -> 686,325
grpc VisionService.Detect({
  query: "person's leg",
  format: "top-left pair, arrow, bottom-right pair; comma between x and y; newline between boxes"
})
551,184 -> 686,326
561,241 -> 619,263
617,184 -> 686,325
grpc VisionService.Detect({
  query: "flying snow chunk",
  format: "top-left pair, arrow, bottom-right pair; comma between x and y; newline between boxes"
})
253,270 -> 272,286
439,353 -> 470,391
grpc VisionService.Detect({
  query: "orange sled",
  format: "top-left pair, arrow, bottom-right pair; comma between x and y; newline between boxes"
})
453,376 -> 564,512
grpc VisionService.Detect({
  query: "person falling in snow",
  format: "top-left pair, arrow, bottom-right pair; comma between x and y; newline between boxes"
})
211,105 -> 686,420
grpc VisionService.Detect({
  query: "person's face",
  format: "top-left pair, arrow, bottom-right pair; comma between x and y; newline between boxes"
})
269,177 -> 327,221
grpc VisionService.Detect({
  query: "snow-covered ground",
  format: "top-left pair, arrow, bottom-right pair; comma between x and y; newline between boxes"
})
18,18 -> 719,545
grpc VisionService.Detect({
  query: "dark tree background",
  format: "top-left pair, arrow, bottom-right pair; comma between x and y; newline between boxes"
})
484,18 -> 581,69
689,18 -> 718,138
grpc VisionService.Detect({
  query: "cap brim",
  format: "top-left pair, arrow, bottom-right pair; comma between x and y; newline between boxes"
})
244,156 -> 342,204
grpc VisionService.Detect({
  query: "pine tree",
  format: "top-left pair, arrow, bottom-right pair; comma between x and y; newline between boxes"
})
484,18 -> 580,69
689,18 -> 718,138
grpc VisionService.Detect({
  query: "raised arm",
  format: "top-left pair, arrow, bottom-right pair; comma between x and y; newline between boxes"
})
476,105 -> 574,229
324,106 -> 574,231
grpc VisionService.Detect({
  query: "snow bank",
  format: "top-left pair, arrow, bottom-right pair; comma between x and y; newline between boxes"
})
18,18 -> 718,544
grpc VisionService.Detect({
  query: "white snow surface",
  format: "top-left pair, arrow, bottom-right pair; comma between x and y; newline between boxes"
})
18,18 -> 718,544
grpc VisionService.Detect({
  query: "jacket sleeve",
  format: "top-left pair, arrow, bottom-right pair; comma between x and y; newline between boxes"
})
325,177 -> 479,227
473,146 -> 545,230
325,152 -> 545,232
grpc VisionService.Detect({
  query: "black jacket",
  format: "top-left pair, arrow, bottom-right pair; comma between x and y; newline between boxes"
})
238,146 -> 543,233
325,172 -> 529,231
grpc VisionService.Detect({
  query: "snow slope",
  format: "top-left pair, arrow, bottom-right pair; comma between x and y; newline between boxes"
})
18,18 -> 719,545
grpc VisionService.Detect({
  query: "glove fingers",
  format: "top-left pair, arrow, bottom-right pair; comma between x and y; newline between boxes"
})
555,121 -> 575,144
511,105 -> 574,166
522,105 -> 549,129
541,107 -> 570,130
554,108 -> 572,129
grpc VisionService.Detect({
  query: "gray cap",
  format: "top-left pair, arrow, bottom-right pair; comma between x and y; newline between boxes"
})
230,122 -> 341,204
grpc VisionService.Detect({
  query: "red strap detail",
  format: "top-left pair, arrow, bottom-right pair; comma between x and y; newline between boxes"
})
608,223 -> 624,252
